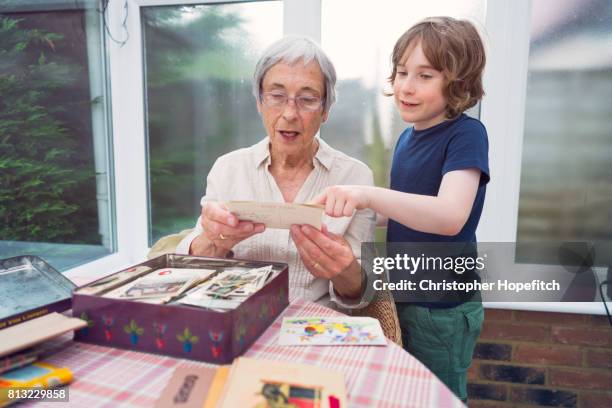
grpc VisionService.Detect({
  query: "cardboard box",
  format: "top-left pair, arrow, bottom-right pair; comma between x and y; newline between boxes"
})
72,254 -> 288,364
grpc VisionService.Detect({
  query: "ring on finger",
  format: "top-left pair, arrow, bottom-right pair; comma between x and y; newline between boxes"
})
219,233 -> 228,240
311,262 -> 320,269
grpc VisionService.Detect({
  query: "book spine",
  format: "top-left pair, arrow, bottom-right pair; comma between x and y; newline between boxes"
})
0,355 -> 38,375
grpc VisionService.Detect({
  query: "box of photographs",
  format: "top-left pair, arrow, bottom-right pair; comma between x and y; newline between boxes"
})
72,254 -> 288,363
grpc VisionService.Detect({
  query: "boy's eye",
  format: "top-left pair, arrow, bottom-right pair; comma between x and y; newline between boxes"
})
396,70 -> 407,77
420,73 -> 433,79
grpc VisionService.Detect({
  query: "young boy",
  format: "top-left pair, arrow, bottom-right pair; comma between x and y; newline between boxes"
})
314,17 -> 489,403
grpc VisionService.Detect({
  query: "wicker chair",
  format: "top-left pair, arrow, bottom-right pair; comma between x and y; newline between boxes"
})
148,230 -> 402,346
350,271 -> 402,346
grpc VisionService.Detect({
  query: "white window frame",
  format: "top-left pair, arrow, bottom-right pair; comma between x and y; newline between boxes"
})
479,0 -> 610,315
67,0 -> 610,315
66,0 -> 310,283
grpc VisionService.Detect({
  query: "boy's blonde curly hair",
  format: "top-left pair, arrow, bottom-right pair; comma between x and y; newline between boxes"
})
388,17 -> 486,119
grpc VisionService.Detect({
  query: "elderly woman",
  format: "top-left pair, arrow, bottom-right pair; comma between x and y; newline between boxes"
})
176,36 -> 375,309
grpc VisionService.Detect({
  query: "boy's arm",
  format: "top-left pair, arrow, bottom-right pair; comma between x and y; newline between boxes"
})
314,168 -> 480,236
370,169 -> 480,235
376,214 -> 388,227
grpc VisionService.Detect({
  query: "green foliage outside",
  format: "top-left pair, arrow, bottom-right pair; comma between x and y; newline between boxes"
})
0,15 -> 99,244
144,5 -> 396,244
144,6 -> 263,243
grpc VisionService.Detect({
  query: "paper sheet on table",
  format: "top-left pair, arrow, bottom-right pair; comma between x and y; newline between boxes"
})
226,201 -> 323,229
278,316 -> 387,346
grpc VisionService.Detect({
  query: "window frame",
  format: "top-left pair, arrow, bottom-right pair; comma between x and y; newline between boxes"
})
0,0 -> 119,275
66,0 -> 302,283
479,0 -> 610,315
67,0 -> 610,315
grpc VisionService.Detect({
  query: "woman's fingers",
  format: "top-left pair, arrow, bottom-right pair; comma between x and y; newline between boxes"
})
202,201 -> 264,243
205,220 -> 263,241
290,224 -> 353,279
293,242 -> 325,278
203,201 -> 238,227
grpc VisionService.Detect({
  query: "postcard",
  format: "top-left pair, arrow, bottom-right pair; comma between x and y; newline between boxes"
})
75,265 -> 154,296
217,357 -> 346,408
226,201 -> 323,229
278,317 -> 387,346
104,268 -> 216,302
178,265 -> 273,310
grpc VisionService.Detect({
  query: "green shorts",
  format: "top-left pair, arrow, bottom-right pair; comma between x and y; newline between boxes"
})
396,300 -> 484,403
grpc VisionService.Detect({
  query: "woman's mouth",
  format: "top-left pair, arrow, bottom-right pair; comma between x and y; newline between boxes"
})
278,130 -> 300,139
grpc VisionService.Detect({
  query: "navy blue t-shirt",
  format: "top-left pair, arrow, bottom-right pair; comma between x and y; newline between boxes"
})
386,114 -> 490,307
387,113 -> 490,244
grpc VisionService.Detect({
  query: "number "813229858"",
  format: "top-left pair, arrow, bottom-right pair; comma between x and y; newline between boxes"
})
7,387 -> 68,401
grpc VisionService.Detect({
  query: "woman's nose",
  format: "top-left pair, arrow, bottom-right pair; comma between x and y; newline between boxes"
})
282,98 -> 298,120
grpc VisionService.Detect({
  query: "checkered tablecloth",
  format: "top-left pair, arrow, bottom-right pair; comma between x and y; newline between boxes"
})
22,298 -> 463,408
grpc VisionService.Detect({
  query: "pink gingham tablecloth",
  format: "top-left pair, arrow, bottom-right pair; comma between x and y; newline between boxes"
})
22,298 -> 463,408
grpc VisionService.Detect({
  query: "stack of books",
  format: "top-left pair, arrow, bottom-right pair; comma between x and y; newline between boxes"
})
0,313 -> 83,407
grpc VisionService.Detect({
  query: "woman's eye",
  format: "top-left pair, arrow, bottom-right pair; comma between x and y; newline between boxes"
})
299,96 -> 317,103
420,74 -> 432,80
396,71 -> 407,77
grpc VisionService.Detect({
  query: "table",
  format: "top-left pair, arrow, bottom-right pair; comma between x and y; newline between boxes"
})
22,298 -> 464,408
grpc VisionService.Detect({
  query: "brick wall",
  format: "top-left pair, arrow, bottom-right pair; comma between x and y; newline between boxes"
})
468,309 -> 612,407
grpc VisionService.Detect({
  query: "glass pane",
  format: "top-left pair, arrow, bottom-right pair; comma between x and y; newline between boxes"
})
0,2 -> 114,271
321,1 -> 486,188
143,1 -> 282,245
516,0 -> 612,263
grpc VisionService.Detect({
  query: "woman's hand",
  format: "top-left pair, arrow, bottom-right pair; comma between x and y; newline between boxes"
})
290,224 -> 363,298
312,185 -> 372,217
190,201 -> 265,257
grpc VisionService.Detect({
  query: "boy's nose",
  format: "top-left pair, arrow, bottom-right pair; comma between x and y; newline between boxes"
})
401,78 -> 416,95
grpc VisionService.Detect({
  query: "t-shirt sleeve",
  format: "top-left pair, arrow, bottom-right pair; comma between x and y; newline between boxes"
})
442,120 -> 490,186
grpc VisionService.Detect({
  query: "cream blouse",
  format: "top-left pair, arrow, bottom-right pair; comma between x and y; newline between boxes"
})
177,137 -> 376,309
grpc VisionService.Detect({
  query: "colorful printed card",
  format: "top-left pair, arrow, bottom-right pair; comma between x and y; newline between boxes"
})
278,317 -> 387,346
104,268 -> 215,303
217,357 -> 346,408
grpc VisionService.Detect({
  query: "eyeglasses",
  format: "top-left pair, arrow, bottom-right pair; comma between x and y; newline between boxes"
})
261,92 -> 323,112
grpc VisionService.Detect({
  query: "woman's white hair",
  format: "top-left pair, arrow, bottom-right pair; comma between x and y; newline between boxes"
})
252,35 -> 337,112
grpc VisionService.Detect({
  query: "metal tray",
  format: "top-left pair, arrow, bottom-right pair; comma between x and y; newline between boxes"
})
0,255 -> 76,329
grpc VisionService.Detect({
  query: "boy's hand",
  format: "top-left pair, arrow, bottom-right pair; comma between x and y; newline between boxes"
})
312,185 -> 371,217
